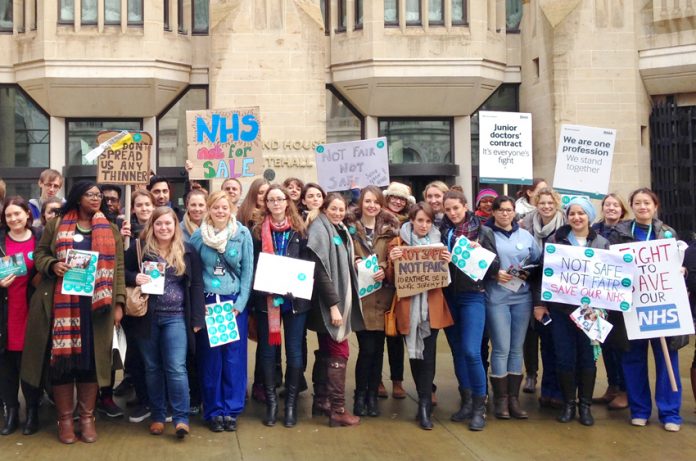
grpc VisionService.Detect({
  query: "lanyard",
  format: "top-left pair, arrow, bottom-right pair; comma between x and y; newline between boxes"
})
273,230 -> 291,256
447,228 -> 455,252
631,221 -> 652,241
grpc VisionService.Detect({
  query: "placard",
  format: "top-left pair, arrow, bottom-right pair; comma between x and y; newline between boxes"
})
552,124 -> 616,199
611,239 -> 695,340
96,131 -> 152,185
205,300 -> 240,347
186,107 -> 263,180
357,254 -> 382,298
61,249 -> 99,297
450,236 -> 496,281
253,253 -> 315,300
478,111 -> 533,185
315,137 -> 390,192
394,245 -> 450,298
140,261 -> 165,295
541,244 -> 635,311
0,254 -> 27,279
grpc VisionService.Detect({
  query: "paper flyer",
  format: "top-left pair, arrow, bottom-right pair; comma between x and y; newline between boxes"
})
0,253 -> 27,279
253,253 -> 315,300
140,261 -> 166,295
569,305 -> 613,343
205,300 -> 240,347
61,249 -> 99,297
451,236 -> 496,281
357,254 -> 382,298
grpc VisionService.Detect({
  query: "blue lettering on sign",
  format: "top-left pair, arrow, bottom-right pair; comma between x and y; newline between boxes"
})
196,113 -> 260,143
637,304 -> 680,332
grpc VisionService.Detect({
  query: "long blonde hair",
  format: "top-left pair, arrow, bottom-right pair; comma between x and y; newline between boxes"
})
183,189 -> 208,236
141,206 -> 187,276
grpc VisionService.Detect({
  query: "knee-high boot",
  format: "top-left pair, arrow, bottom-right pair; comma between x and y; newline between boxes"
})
312,350 -> 330,416
577,369 -> 596,426
327,357 -> 360,427
508,374 -> 528,419
53,384 -> 77,444
262,363 -> 278,427
490,376 -> 510,419
77,382 -> 99,443
557,371 -> 577,423
284,367 -> 301,428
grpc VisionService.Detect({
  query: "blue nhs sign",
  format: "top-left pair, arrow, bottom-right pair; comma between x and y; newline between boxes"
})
636,304 -> 680,332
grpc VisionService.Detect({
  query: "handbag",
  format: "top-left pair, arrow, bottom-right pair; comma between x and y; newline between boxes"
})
125,239 -> 149,317
384,295 -> 398,337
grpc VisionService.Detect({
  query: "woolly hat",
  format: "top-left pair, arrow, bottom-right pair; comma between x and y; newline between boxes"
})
383,182 -> 416,205
475,188 -> 499,207
565,197 -> 596,223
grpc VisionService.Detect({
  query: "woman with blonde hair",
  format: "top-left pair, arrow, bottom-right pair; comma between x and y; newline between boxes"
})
125,206 -> 205,438
181,189 -> 208,242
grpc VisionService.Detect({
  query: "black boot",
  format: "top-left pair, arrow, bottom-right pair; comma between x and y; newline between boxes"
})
366,390 -> 380,417
353,390 -> 367,417
490,376 -> 510,419
450,388 -> 473,422
22,405 -> 39,435
284,367 -> 301,428
263,365 -> 278,427
417,398 -> 433,430
557,371 -> 577,423
1,406 -> 18,436
469,395 -> 487,431
577,369 -> 596,426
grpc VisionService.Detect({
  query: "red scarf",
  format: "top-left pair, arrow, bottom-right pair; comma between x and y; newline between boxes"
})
261,215 -> 291,346
51,210 -> 116,371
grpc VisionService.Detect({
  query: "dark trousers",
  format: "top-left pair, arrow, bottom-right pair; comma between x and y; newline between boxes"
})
409,330 -> 439,400
122,317 -> 149,405
549,309 -> 595,372
257,310 -> 308,370
0,351 -> 41,408
386,335 -> 404,381
355,330 -> 386,393
523,323 -> 539,375
600,343 -> 625,390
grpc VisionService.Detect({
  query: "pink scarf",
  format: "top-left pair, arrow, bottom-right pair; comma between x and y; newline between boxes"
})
261,215 -> 291,345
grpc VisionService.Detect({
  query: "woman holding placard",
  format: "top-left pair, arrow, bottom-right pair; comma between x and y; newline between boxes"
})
180,189 -> 208,242
190,191 -> 253,433
344,186 -> 399,418
307,193 -> 364,427
484,196 -> 541,420
250,184 -> 310,428
534,197 -> 608,426
22,180 -> 126,444
386,202 -> 453,430
440,190 -> 499,431
0,197 -> 42,435
607,188 -> 683,432
125,206 -> 205,438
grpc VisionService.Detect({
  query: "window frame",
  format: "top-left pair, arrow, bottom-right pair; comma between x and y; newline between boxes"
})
80,0 -> 98,25
57,0 -> 74,25
191,0 -> 208,35
163,0 -> 170,30
177,0 -> 186,34
127,0 -> 144,26
428,0 -> 444,26
104,0 -> 121,25
0,0 -> 13,32
405,0 -> 422,26
451,0 -> 467,26
321,0 -> 329,35
335,0 -> 346,33
384,0 -> 398,27
354,0 -> 363,29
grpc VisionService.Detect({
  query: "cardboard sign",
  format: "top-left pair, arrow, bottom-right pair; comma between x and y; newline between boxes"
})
205,300 -> 240,347
541,243 -> 635,311
315,137 -> 390,192
478,111 -> 533,185
357,254 -> 382,298
394,245 -> 450,298
61,249 -> 99,297
450,236 -> 496,281
96,131 -> 152,185
253,253 -> 315,300
552,124 -> 616,199
611,239 -> 695,340
0,254 -> 27,279
186,107 -> 263,180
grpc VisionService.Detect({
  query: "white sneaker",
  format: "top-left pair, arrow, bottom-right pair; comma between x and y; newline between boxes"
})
631,418 -> 648,427
664,422 -> 681,432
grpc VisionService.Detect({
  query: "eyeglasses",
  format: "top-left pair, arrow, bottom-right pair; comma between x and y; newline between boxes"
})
389,196 -> 407,202
266,198 -> 287,204
104,196 -> 119,203
84,192 -> 104,200
496,208 -> 515,214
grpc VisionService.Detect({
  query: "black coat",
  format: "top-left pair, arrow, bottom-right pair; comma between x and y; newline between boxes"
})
124,240 -> 205,353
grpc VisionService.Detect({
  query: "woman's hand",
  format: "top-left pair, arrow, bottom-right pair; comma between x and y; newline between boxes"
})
330,305 -> 342,327
372,268 -> 385,282
185,159 -> 193,172
468,241 -> 481,249
440,249 -> 451,263
135,273 -> 151,286
53,262 -> 70,278
533,306 -> 549,322
497,270 -> 513,283
120,220 -> 131,238
193,326 -> 202,333
389,247 -> 403,261
0,274 -> 16,288
114,303 -> 124,327
233,309 -> 240,316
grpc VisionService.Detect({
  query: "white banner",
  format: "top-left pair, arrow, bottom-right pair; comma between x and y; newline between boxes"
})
611,239 -> 694,340
553,124 -> 616,199
315,137 -> 390,192
478,111 -> 533,185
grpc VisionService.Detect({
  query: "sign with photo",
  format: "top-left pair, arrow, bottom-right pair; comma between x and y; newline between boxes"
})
61,249 -> 99,297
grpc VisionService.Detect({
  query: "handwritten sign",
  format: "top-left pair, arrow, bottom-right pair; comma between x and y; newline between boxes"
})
186,107 -> 263,180
541,244 -> 635,311
253,253 -> 315,300
357,254 -> 382,298
611,239 -> 694,340
553,124 -> 616,199
478,111 -> 533,185
315,137 -> 390,192
394,245 -> 449,298
450,236 -> 496,281
96,131 -> 152,185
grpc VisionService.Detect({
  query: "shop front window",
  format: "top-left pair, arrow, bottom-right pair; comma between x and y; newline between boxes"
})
379,119 -> 452,164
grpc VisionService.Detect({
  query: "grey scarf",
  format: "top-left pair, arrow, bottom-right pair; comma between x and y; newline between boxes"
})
530,210 -> 565,248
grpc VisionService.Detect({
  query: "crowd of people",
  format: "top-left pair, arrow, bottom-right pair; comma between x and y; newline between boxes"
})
0,169 -> 693,446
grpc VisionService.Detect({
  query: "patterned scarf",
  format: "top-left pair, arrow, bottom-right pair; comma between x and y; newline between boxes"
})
261,215 -> 292,345
200,217 -> 238,253
51,209 -> 116,370
444,211 -> 480,251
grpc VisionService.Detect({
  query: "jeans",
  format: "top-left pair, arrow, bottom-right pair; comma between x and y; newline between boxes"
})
257,310 -> 308,370
410,330 -> 439,400
549,308 -> 595,372
444,290 -> 487,397
138,314 -> 190,426
622,338 -> 682,424
355,330 -> 386,393
486,301 -> 532,377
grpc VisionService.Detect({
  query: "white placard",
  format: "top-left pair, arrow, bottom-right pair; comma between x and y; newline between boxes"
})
478,111 -> 533,185
253,253 -> 315,300
552,124 -> 616,199
205,299 -> 240,347
140,261 -> 165,295
611,239 -> 694,340
450,236 -> 496,281
356,254 -> 382,298
315,137 -> 390,192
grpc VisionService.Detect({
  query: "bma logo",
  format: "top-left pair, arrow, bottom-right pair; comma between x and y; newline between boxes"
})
637,304 -> 680,332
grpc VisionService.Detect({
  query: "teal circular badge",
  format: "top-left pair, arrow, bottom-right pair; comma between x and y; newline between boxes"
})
86,275 -> 95,283
333,236 -> 342,245
207,306 -> 215,316
377,140 -> 385,149
75,285 -> 84,293
562,196 -> 570,205
584,249 -> 595,258
542,291 -> 552,300
478,260 -> 487,269
367,286 -> 374,293
274,297 -> 284,307
359,288 -> 366,296
373,265 -> 379,273
223,303 -> 233,312
621,278 -> 631,287
230,249 -> 238,257
546,245 -> 556,254
214,304 -> 223,314
64,283 -> 73,290
348,225 -> 356,235
218,324 -> 227,333
365,260 -> 372,269
220,333 -> 229,342
544,268 -> 554,277
150,269 -> 160,279
374,282 -> 381,289
316,145 -> 325,154
620,301 -> 630,311
623,254 -> 633,263
216,315 -> 224,324
581,296 -> 591,305
133,133 -> 142,142
210,336 -> 219,345
457,259 -> 466,268
206,316 -> 215,325
211,279 -> 221,288
451,255 -> 459,264
226,313 -> 234,322
664,231 -> 673,238
298,273 -> 307,281
209,326 -> 217,335
454,246 -> 462,255
230,331 -> 239,340
462,251 -> 470,259
28,251 -> 33,260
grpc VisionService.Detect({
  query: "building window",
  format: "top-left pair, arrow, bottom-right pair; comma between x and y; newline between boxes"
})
104,0 -> 120,24
379,119 -> 452,164
507,0 -> 522,31
157,87 -> 208,167
355,0 -> 363,28
81,0 -> 97,24
192,0 -> 208,33
66,120 -> 141,166
128,0 -> 143,24
406,0 -> 421,25
177,0 -> 185,33
384,0 -> 398,25
0,0 -> 12,31
429,0 -> 443,25
326,87 -> 363,144
320,0 -> 329,34
164,0 -> 170,29
336,0 -> 346,32
59,0 -> 74,23
452,0 -> 466,25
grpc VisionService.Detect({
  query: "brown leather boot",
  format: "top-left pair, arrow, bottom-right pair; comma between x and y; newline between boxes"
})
53,384 -> 77,444
508,374 -> 528,419
490,376 -> 510,419
327,357 -> 360,427
392,380 -> 406,399
77,382 -> 99,443
592,384 -> 619,404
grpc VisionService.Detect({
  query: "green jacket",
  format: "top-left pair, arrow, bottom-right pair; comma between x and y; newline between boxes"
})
20,217 -> 126,388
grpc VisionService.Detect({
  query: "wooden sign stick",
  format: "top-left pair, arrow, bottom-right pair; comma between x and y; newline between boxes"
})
659,336 -> 679,392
